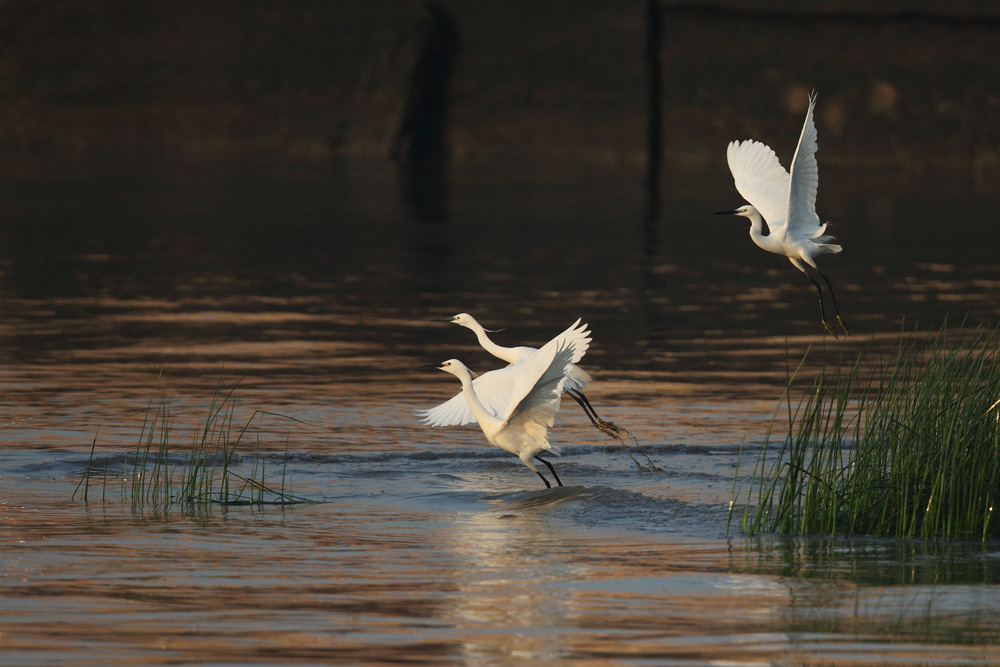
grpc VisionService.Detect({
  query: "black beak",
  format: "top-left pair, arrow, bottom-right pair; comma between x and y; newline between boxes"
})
431,316 -> 456,322
714,209 -> 739,215
419,362 -> 444,369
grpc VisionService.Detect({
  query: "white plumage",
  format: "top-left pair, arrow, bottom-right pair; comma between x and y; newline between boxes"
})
423,313 -> 627,439
419,317 -> 591,427
423,335 -> 580,488
717,90 -> 850,337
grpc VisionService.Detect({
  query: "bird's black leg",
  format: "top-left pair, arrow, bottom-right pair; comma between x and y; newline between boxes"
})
567,388 -> 659,470
816,268 -> 850,336
535,456 -> 563,487
567,388 -> 603,429
804,270 -> 838,338
534,469 -> 552,489
568,389 -> 627,439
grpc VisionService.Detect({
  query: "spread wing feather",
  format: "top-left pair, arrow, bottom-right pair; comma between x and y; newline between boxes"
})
500,320 -> 588,422
786,91 -> 825,239
726,138 -> 789,229
417,364 -> 517,426
559,318 -> 592,366
502,340 -> 577,431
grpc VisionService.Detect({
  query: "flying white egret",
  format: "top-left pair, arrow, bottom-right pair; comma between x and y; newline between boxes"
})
717,90 -> 850,337
422,338 -> 580,489
429,314 -> 620,436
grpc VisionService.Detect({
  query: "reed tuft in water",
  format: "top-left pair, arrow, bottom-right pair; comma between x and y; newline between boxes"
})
73,372 -> 312,508
732,321 -> 1000,540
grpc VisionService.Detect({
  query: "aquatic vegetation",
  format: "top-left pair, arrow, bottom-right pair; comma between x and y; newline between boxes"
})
732,321 -> 1000,540
73,373 -> 311,508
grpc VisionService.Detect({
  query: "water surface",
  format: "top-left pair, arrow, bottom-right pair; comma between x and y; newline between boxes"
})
2,160 -> 999,665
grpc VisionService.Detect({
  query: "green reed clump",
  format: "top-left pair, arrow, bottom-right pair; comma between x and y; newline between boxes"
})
733,322 -> 1000,540
74,373 -> 311,508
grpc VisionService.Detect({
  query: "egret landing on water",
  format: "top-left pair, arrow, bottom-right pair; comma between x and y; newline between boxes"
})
420,317 -> 591,427
426,313 -> 660,471
432,314 -> 622,436
717,90 -> 850,338
422,338 -> 581,489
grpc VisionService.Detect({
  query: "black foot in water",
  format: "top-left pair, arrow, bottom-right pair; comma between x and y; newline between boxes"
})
535,455 -> 563,487
567,389 -> 662,472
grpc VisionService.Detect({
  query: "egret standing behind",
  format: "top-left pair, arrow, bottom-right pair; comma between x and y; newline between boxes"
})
717,90 -> 850,337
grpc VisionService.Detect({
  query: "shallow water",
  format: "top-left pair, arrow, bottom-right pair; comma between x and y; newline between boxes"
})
2,160 -> 1000,665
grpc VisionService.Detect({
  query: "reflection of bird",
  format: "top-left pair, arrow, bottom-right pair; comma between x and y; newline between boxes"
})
717,90 -> 849,337
429,314 -> 619,436
422,337 -> 580,489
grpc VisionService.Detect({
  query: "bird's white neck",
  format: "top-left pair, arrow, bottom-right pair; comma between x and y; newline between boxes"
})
747,209 -> 785,256
452,365 -> 502,431
467,321 -> 520,365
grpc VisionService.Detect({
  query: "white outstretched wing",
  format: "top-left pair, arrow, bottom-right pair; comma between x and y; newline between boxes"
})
726,138 -> 790,230
519,317 -> 592,394
417,364 -> 518,426
500,318 -> 588,423
557,318 -> 592,366
419,318 -> 592,427
501,339 -> 577,429
785,90 -> 824,238
551,318 -> 591,393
